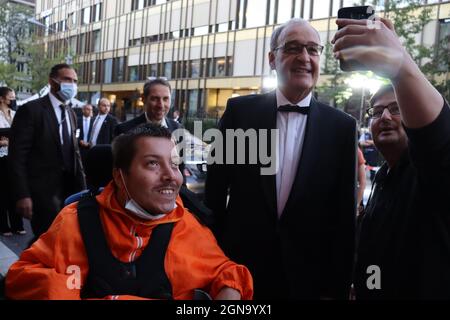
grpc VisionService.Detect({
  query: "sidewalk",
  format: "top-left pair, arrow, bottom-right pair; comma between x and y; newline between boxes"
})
0,220 -> 33,279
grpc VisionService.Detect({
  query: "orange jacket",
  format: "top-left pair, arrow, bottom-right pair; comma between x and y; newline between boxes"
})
6,182 -> 253,300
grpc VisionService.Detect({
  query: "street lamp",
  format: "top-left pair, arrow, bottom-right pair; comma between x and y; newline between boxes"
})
27,17 -> 73,65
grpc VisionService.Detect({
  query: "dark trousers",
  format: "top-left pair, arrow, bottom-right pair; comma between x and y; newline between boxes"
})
29,171 -> 78,243
0,156 -> 24,233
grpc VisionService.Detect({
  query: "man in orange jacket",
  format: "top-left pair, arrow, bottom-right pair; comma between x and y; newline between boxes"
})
5,123 -> 253,300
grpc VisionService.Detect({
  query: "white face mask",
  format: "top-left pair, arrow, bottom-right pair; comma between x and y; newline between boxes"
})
119,169 -> 173,220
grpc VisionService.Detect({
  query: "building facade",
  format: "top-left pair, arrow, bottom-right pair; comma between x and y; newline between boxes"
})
34,0 -> 449,121
0,0 -> 35,100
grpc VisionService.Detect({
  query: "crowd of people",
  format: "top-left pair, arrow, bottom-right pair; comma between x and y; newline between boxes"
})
0,15 -> 449,300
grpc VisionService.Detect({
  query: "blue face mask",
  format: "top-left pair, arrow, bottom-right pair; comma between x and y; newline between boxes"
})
53,79 -> 77,101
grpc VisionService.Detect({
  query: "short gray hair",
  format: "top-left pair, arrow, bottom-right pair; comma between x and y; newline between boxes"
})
270,18 -> 320,52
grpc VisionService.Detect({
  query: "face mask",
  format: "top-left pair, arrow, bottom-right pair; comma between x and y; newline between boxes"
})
119,170 -> 167,220
8,99 -> 17,110
53,79 -> 77,101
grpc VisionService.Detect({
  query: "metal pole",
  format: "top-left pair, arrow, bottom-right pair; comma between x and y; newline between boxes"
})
359,86 -> 366,126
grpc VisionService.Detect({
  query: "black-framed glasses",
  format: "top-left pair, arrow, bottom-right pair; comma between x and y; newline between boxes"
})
367,103 -> 401,119
274,41 -> 324,56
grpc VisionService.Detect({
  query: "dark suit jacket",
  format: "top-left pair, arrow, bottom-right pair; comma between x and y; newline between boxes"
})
205,91 -> 357,299
8,94 -> 86,205
88,113 -> 118,145
77,115 -> 92,143
114,113 -> 180,136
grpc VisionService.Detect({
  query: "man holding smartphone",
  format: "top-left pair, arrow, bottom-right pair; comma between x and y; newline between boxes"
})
333,17 -> 450,299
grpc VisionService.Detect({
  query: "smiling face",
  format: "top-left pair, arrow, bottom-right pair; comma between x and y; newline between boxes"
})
370,91 -> 408,152
269,21 -> 320,102
144,84 -> 171,123
114,136 -> 182,215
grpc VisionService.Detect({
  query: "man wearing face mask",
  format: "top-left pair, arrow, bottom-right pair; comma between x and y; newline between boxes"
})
5,123 -> 253,300
8,63 -> 86,242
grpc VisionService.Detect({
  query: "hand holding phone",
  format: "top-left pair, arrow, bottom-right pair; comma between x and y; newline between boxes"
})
337,6 -> 375,71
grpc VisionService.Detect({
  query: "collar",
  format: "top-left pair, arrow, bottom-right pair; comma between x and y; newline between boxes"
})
49,91 -> 71,107
276,89 -> 312,108
145,112 -> 168,128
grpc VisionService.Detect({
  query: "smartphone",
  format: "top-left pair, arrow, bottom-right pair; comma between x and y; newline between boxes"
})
337,6 -> 375,71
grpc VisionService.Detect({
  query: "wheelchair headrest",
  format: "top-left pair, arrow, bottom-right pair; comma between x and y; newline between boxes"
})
85,144 -> 113,190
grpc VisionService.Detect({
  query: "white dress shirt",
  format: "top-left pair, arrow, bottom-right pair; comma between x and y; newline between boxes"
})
89,114 -> 107,146
82,116 -> 92,142
49,92 -> 72,145
276,89 -> 312,217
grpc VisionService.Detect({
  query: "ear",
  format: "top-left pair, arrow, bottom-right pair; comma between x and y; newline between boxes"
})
112,168 -> 123,189
268,51 -> 276,70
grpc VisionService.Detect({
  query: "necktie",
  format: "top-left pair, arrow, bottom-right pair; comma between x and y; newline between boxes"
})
89,116 -> 100,145
59,104 -> 74,173
278,104 -> 310,115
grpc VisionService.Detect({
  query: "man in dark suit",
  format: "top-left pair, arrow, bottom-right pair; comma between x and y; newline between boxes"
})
8,63 -> 86,240
114,78 -> 180,136
87,98 -> 118,145
77,103 -> 93,167
205,19 -> 357,299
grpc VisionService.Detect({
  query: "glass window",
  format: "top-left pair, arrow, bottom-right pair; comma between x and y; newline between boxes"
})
82,7 -> 90,25
93,3 -> 102,22
277,0 -> 293,24
113,57 -> 125,82
226,56 -> 233,76
268,0 -> 276,24
312,0 -> 329,19
104,59 -> 113,83
90,61 -> 97,84
217,22 -> 228,32
92,30 -> 101,52
215,57 -> 226,77
133,0 -> 145,10
294,0 -> 302,18
148,64 -> 158,77
332,0 -> 340,17
303,0 -> 311,19
190,60 -> 200,78
164,62 -> 172,79
129,66 -> 139,81
188,90 -> 199,116
245,0 -> 267,28
79,33 -> 86,54
193,25 -> 209,36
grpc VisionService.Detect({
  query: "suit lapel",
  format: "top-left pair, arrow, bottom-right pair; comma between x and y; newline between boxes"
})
258,91 -> 278,220
281,97 -> 321,218
43,95 -> 63,150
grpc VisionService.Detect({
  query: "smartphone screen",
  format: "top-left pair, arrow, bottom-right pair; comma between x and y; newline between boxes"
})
337,6 -> 375,71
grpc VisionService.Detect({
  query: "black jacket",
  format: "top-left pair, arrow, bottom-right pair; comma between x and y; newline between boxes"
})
205,91 -> 357,299
355,102 -> 450,299
8,94 -> 86,201
114,113 -> 180,136
88,113 -> 118,145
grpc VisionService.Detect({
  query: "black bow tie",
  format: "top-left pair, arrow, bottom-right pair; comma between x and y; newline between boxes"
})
278,104 -> 310,115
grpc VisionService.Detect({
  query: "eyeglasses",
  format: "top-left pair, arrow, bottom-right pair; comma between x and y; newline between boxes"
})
367,103 -> 401,119
274,41 -> 324,56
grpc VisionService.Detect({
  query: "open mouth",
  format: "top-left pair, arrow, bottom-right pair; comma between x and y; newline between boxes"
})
292,67 -> 311,74
158,188 -> 175,195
